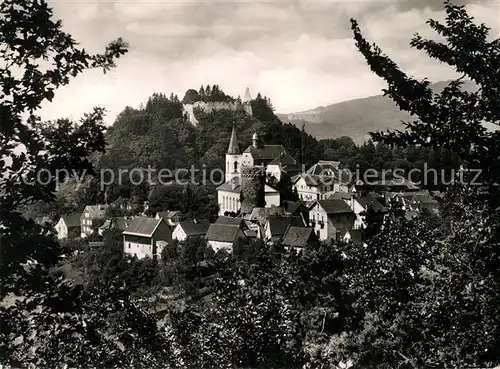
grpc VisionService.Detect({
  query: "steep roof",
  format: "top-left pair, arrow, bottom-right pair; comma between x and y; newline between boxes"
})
268,153 -> 300,166
355,193 -> 387,213
123,216 -> 163,237
157,210 -> 181,219
317,199 -> 354,215
217,182 -> 277,194
246,206 -> 285,225
227,125 -> 240,154
282,226 -> 317,248
243,145 -> 287,161
177,219 -> 210,237
215,216 -> 244,227
82,204 -> 108,219
341,229 -> 363,243
206,224 -> 244,243
61,213 -> 81,228
267,215 -> 305,237
306,161 -> 340,176
99,216 -> 130,232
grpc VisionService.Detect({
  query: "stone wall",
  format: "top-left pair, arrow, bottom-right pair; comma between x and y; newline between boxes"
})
240,166 -> 265,213
182,101 -> 252,126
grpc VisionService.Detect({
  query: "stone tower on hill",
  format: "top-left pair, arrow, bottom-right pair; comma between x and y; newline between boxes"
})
242,87 -> 253,116
243,87 -> 252,103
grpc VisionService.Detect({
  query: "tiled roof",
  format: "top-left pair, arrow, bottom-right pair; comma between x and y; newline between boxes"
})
268,153 -> 299,166
178,219 -> 210,236
306,161 -> 341,176
82,204 -> 108,219
100,217 -> 130,232
282,201 -> 303,215
282,226 -> 317,247
318,199 -> 354,214
246,207 -> 285,225
355,193 -> 387,213
157,210 -> 181,219
325,192 -> 355,200
215,216 -> 244,227
123,217 -> 162,237
295,173 -> 340,188
243,145 -> 287,161
267,215 -> 305,237
244,229 -> 257,238
341,229 -> 363,243
206,224 -> 244,243
218,184 -> 277,199
62,213 -> 81,228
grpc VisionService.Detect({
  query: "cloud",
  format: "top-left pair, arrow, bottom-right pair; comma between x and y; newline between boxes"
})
41,0 -> 499,123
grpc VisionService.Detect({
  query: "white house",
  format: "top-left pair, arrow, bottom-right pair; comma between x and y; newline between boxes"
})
265,153 -> 302,182
308,199 -> 356,241
55,213 -> 81,240
205,223 -> 247,252
123,217 -> 172,259
327,192 -> 388,229
263,215 -> 306,242
172,219 -> 210,242
80,204 -> 108,238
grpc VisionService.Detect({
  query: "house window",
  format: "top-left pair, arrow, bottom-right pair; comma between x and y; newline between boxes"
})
128,243 -> 131,249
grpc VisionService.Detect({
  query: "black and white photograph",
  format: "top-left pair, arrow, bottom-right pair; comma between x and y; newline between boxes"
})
1,0 -> 500,367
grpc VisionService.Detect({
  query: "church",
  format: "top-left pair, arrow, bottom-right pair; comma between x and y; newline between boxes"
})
217,126 -> 296,216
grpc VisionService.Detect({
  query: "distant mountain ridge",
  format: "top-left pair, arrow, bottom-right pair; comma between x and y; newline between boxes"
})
278,80 -> 498,144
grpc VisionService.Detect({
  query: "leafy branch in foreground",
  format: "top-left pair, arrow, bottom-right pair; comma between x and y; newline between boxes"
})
350,0 -> 500,189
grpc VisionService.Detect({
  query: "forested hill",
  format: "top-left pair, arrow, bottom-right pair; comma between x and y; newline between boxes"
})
99,86 -> 322,176
278,80 -> 500,144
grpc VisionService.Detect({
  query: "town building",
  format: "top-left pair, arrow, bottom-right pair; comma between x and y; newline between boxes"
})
292,162 -> 350,201
340,229 -> 365,245
80,204 -> 108,238
265,153 -> 302,182
308,199 -> 356,241
206,223 -> 247,252
172,219 -> 210,242
98,216 -> 130,236
55,213 -> 81,240
155,210 -> 182,227
263,215 -> 306,242
217,127 -> 293,215
281,226 -> 318,251
327,192 -> 387,229
122,217 -> 172,259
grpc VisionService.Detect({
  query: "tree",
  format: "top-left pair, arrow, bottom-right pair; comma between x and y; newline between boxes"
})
326,2 -> 500,368
350,0 -> 500,200
0,0 -> 127,296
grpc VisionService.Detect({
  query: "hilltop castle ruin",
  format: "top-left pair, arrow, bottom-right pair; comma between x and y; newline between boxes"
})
182,87 -> 253,126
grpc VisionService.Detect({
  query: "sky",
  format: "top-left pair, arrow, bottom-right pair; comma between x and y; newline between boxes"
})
40,0 -> 499,125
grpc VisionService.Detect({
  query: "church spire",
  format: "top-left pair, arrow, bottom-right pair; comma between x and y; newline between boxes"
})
227,124 -> 240,154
